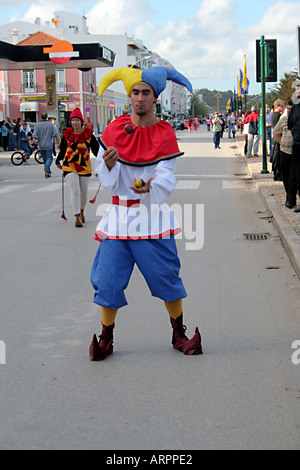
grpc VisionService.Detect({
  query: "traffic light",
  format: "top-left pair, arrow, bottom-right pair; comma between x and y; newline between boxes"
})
155,103 -> 161,114
264,40 -> 277,82
238,99 -> 242,110
256,39 -> 277,83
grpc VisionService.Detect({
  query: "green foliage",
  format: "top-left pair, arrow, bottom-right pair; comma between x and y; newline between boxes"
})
194,89 -> 233,113
268,70 -> 300,106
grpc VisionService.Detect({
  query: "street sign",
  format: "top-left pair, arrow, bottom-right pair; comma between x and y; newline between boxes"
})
109,101 -> 115,110
85,106 -> 91,113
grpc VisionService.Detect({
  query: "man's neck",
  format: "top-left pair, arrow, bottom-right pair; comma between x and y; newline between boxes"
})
131,113 -> 159,128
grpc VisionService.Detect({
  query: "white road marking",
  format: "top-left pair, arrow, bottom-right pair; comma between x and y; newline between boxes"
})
0,184 -> 27,193
176,180 -> 200,189
33,183 -> 62,192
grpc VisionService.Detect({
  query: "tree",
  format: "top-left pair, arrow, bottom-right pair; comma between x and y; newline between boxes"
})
189,93 -> 209,116
267,70 -> 300,107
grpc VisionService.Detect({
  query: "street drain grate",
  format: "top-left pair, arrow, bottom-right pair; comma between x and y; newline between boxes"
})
243,233 -> 270,241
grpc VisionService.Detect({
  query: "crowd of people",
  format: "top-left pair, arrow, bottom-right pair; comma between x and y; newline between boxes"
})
239,84 -> 300,213
180,81 -> 300,212
0,117 -> 22,151
206,83 -> 300,212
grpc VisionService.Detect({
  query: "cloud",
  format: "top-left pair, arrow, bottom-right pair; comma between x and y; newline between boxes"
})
10,1 -> 74,23
133,0 -> 300,92
87,0 -> 153,34
133,0 -> 245,88
244,0 -> 299,35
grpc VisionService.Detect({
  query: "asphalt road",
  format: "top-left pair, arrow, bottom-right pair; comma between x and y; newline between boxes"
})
0,127 -> 300,451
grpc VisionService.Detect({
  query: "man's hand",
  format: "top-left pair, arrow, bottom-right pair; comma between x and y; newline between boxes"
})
103,146 -> 119,170
130,177 -> 153,194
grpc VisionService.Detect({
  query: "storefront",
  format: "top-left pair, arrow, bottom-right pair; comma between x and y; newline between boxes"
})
20,101 -> 39,123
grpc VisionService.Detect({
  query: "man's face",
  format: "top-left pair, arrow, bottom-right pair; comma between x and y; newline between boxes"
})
130,83 -> 156,117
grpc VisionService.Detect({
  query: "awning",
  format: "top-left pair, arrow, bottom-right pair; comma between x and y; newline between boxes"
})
20,101 -> 39,112
0,40 -> 115,71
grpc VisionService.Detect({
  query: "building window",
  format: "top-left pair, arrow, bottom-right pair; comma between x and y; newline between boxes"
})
57,69 -> 66,93
22,70 -> 36,93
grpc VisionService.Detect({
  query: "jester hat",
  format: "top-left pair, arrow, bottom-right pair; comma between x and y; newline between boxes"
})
98,66 -> 193,97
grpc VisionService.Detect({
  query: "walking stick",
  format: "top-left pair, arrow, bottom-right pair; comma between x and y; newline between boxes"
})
61,173 -> 67,220
89,180 -> 101,204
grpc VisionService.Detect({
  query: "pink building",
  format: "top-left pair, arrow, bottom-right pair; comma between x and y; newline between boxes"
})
5,31 -> 98,129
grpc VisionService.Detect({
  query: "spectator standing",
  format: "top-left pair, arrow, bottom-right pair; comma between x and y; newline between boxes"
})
270,100 -> 285,181
212,112 -> 222,149
227,112 -> 236,138
6,117 -> 14,151
272,99 -> 285,129
273,101 -> 297,208
266,104 -> 273,155
245,106 -> 260,157
84,117 -> 94,131
1,120 -> 8,151
288,86 -> 300,213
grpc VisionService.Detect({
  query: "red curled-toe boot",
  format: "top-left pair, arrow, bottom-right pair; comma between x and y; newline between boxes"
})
89,323 -> 115,361
170,314 -> 202,355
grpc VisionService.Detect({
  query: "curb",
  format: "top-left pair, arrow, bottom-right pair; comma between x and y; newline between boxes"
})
258,182 -> 300,280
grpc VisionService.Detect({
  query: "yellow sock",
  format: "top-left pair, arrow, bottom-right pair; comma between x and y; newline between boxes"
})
102,307 -> 118,326
164,299 -> 183,319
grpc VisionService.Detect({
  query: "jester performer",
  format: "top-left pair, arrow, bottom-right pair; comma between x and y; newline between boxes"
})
89,66 -> 203,360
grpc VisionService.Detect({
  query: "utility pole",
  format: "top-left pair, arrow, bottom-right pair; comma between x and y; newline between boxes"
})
217,92 -> 220,113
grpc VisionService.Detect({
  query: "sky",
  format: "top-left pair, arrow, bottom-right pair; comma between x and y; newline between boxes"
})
0,0 -> 300,95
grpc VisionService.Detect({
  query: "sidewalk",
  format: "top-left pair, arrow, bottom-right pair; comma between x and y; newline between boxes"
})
235,134 -> 300,280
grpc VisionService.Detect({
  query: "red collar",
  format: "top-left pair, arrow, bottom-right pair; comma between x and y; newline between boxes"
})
100,115 -> 183,166
63,127 -> 93,143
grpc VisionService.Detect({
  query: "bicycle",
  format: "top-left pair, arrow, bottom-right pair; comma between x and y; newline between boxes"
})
11,146 -> 43,166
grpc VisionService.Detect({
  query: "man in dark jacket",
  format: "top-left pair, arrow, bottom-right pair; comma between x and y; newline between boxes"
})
245,106 -> 260,156
288,86 -> 300,213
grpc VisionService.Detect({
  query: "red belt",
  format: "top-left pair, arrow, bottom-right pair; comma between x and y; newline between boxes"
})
112,196 -> 140,207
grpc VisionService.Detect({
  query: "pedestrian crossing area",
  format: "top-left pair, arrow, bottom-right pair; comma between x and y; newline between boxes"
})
0,176 -> 252,195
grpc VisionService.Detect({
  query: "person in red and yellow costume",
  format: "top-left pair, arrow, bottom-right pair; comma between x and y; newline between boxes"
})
89,66 -> 203,360
56,108 -> 99,227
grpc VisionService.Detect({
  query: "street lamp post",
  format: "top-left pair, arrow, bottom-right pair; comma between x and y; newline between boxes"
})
260,35 -> 269,174
130,55 -> 152,68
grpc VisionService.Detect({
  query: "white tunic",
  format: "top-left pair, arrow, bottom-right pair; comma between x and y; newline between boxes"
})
94,146 -> 181,240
